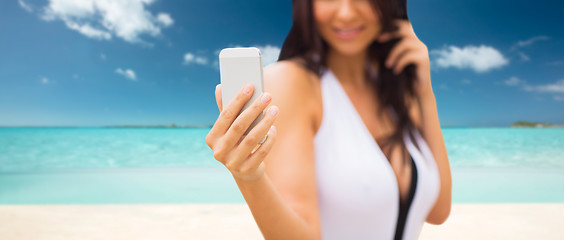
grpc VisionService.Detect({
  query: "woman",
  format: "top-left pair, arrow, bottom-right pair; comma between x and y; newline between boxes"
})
205,0 -> 452,239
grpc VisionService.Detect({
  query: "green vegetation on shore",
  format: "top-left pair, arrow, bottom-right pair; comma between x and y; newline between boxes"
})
511,121 -> 564,128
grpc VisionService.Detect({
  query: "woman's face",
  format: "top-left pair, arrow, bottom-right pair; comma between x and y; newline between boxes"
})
313,0 -> 381,56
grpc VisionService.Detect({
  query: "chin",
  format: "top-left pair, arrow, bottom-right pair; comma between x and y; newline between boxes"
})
331,43 -> 370,56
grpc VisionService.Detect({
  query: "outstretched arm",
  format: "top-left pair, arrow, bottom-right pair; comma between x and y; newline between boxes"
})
236,61 -> 322,239
206,60 -> 322,239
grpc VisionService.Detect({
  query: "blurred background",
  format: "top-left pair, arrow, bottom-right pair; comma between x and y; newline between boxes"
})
1,0 -> 563,205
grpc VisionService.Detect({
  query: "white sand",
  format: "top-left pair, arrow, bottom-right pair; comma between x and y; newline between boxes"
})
1,203 -> 563,239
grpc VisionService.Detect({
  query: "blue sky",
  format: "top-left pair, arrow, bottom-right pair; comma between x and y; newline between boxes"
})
0,0 -> 562,127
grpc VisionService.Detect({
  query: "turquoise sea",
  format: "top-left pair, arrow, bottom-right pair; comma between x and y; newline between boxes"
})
1,127 -> 563,204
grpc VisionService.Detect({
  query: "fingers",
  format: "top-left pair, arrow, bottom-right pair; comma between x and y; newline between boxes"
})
222,92 -> 273,151
239,125 -> 277,174
386,39 -> 412,70
207,84 -> 254,142
215,84 -> 222,112
393,52 -> 421,75
230,105 -> 278,165
377,18 -> 425,75
394,19 -> 412,30
377,32 -> 398,43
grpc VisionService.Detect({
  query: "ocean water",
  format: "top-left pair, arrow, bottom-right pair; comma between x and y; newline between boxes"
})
1,127 -> 563,171
0,128 -> 219,171
1,127 -> 563,204
442,128 -> 564,168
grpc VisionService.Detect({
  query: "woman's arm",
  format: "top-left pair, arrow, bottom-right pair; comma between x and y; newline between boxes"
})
411,88 -> 452,225
231,61 -> 322,239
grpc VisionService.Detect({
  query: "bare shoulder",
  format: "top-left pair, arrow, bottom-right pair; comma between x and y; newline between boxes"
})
263,59 -> 323,132
263,59 -> 319,98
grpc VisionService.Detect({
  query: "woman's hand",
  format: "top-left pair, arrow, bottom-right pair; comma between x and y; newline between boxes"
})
377,19 -> 433,99
205,84 -> 279,182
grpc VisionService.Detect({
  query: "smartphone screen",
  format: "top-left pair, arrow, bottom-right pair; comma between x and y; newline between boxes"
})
219,47 -> 265,137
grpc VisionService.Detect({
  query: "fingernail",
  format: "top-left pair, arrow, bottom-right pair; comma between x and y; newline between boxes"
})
268,125 -> 276,135
268,105 -> 279,116
244,84 -> 252,94
261,93 -> 271,104
216,84 -> 220,91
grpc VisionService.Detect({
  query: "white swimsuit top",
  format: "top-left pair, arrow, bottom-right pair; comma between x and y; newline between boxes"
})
314,68 -> 440,240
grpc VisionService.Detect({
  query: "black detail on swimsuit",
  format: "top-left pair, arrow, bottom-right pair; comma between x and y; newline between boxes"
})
394,156 -> 418,240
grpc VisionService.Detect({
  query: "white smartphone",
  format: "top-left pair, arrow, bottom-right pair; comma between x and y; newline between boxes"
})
219,47 -> 265,139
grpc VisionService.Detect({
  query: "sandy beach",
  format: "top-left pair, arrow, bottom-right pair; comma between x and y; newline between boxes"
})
1,203 -> 563,239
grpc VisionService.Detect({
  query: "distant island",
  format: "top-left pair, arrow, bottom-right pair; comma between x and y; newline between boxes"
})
511,121 -> 564,128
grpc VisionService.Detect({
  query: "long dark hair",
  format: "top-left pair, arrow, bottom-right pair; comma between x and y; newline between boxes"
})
278,0 -> 424,168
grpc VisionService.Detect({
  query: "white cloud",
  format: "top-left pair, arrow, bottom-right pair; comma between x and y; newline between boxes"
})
40,0 -> 174,44
18,0 -> 33,12
183,53 -> 208,65
523,79 -> 564,94
40,77 -> 49,84
518,52 -> 530,62
431,45 -> 509,73
231,44 -> 280,66
208,44 -> 281,70
65,21 -> 111,40
231,44 -> 281,67
505,77 -> 564,101
438,83 -> 449,90
512,36 -> 550,50
504,77 -> 525,86
509,36 -> 550,62
157,13 -> 173,27
256,45 -> 281,67
100,53 -> 106,60
115,68 -> 136,80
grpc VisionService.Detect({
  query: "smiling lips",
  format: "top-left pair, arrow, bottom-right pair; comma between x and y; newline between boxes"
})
333,26 -> 365,40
